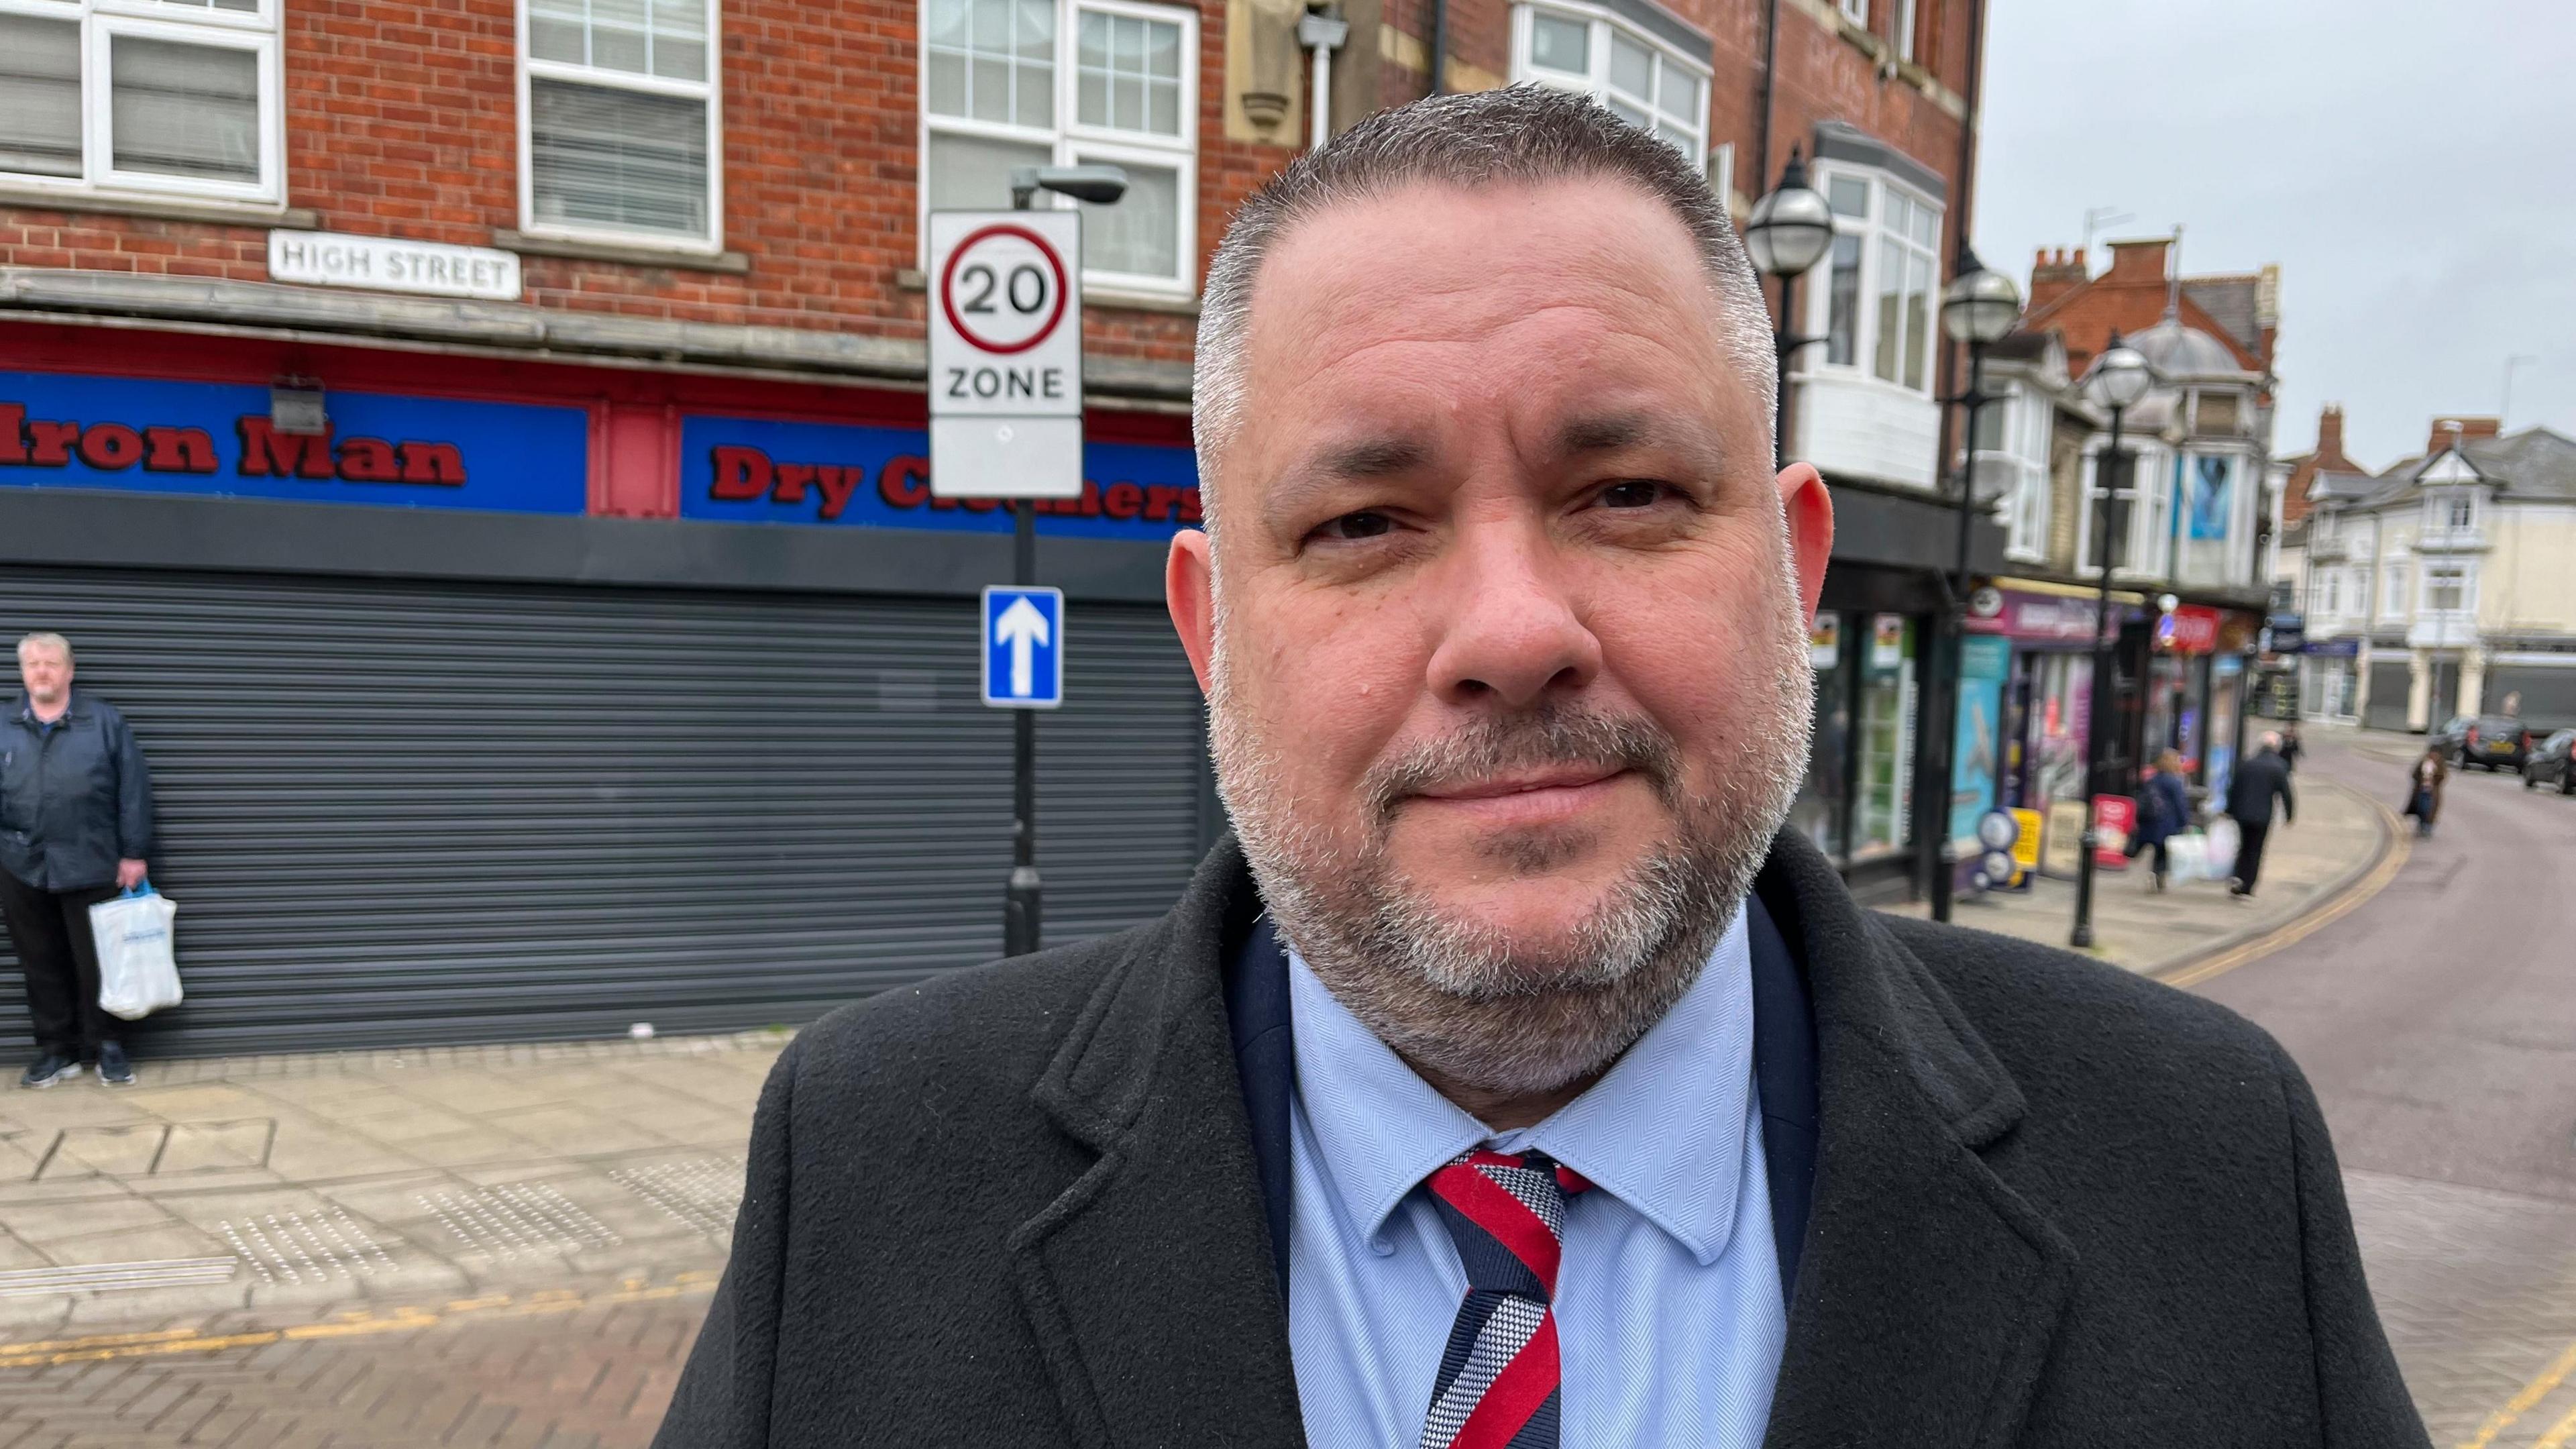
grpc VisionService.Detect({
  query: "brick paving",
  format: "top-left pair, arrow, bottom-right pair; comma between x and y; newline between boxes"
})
0,1287 -> 711,1447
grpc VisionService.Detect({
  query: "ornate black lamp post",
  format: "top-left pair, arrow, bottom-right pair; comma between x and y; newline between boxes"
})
1924,248 -> 2023,922
1743,146 -> 1834,468
2071,333 -> 2155,950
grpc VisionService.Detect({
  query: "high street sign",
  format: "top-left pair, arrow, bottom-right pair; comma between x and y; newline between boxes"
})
928,211 -> 1082,500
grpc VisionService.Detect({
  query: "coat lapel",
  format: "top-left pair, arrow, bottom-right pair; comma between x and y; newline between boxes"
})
1009,840 -> 1308,1449
1756,830 -> 2078,1449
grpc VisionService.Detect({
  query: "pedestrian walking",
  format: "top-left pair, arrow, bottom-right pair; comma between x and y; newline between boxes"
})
2225,731 -> 2297,902
1,633 -> 155,1088
2279,722 -> 2304,773
2127,749 -> 2191,890
2402,746 -> 2446,838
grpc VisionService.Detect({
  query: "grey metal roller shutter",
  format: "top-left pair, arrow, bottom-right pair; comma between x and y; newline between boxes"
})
0,564 -> 1209,1057
2365,660 -> 2412,732
2483,665 -> 2576,734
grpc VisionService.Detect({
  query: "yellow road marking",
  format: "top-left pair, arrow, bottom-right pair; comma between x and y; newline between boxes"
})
2534,1399 -> 2576,1449
2457,1336 -> 2576,1449
0,1273 -> 719,1371
2160,790 -> 2411,991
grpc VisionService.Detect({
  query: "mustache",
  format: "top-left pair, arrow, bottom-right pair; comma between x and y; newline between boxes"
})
1362,706 -> 1685,829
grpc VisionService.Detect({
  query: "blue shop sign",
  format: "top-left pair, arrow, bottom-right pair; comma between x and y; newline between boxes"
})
2302,637 -> 2361,658
679,413 -> 1199,540
0,370 -> 587,515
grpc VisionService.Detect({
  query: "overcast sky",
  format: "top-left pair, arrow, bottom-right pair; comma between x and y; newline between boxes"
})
1972,0 -> 2576,471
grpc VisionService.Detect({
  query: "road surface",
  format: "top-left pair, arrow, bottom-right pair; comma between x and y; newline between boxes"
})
2197,727 -> 2576,1446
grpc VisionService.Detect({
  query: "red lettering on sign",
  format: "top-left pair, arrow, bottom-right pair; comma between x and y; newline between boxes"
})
709,445 -> 771,499
1179,486 -> 1203,525
25,420 -> 80,466
1103,482 -> 1142,520
0,405 -> 23,465
398,442 -> 465,485
142,427 -> 216,474
1142,484 -> 1181,522
337,437 -> 401,482
771,462 -> 816,504
1077,480 -> 1103,517
879,455 -> 929,508
236,417 -> 336,478
961,496 -> 998,513
76,422 -> 144,471
814,466 -> 861,521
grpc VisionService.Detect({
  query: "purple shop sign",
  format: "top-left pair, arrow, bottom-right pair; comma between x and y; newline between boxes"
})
1967,587 -> 2135,644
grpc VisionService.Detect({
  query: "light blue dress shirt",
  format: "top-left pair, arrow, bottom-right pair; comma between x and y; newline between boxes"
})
1285,910 -> 1786,1447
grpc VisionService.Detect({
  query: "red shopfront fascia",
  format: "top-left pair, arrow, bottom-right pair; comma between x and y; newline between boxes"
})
0,319 -> 1195,524
2155,604 -> 2224,655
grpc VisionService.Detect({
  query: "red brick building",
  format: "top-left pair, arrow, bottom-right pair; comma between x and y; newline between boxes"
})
0,0 -> 1992,1053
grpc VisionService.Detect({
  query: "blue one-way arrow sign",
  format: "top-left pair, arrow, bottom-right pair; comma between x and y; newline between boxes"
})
982,586 -> 1064,708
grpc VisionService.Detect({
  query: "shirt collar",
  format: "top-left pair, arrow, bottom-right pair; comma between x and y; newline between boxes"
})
1289,907 -> 1758,1267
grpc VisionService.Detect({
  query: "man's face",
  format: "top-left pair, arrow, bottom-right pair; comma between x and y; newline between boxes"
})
17,645 -> 70,705
1169,176 -> 1832,1093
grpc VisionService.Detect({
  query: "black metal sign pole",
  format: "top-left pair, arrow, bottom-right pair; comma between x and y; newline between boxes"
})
1006,498 -> 1042,957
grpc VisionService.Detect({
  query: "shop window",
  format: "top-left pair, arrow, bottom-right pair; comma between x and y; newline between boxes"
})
1807,166 -> 1941,394
1790,610 -> 1851,859
921,0 -> 1197,297
523,0 -> 721,247
1854,613 -> 1915,861
0,0 -> 281,205
1512,2 -> 1711,165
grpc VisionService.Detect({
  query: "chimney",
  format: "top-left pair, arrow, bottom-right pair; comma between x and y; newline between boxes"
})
2029,246 -> 2088,311
2316,405 -> 2345,464
2428,415 -> 2500,453
2105,237 -> 2170,284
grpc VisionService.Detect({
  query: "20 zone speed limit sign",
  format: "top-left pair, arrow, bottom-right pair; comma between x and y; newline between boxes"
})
928,210 -> 1083,499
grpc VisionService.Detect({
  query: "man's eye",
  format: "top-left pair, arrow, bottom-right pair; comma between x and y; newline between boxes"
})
1598,480 -> 1668,508
1319,510 -> 1394,540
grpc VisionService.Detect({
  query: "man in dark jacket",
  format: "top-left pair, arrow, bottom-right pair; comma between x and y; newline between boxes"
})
2226,732 -> 2298,901
2,632 -> 154,1087
659,92 -> 2422,1448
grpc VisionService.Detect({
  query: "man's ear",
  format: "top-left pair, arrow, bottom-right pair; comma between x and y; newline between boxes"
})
1167,527 -> 1216,693
1776,461 -> 1833,620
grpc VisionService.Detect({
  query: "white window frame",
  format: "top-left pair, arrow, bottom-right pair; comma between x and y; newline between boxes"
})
1894,0 -> 1916,60
515,0 -> 725,254
2422,564 -> 2472,615
1977,384 -> 2050,563
1838,0 -> 1868,24
0,0 -> 284,205
2380,559 -> 2407,621
2078,440 -> 2172,578
1706,139 -> 1733,216
1510,1 -> 1713,168
916,0 -> 1200,301
1805,162 -> 1944,398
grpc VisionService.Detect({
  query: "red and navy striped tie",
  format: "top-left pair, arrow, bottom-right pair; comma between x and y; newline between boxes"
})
1416,1148 -> 1590,1449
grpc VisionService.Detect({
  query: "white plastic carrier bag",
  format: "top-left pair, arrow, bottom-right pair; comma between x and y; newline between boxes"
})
91,884 -> 182,1022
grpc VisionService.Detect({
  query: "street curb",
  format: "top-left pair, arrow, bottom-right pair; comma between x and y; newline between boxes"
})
2145,777 -> 2409,989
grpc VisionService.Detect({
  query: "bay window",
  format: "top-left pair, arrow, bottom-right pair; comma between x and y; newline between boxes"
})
0,0 -> 281,204
1809,164 -> 1941,394
1512,1 -> 1712,166
1973,385 -> 2050,561
921,0 -> 1197,296
521,0 -> 722,247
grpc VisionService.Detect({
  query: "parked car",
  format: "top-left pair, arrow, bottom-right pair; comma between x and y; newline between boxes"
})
2524,729 -> 2576,794
2453,714 -> 2534,771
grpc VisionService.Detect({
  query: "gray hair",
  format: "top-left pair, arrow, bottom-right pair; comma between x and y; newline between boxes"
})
15,632 -> 70,665
1191,85 -> 1778,533
2261,731 -> 2283,750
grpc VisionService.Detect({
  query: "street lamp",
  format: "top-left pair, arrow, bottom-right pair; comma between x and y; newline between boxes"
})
1925,247 -> 2022,922
2071,333 -> 2156,951
995,163 -> 1126,958
1743,145 -> 1834,468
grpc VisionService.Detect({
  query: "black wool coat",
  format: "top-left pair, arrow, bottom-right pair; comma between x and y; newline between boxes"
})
655,830 -> 2428,1448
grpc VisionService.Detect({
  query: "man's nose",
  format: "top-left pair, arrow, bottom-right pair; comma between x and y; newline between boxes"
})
1424,521 -> 1602,710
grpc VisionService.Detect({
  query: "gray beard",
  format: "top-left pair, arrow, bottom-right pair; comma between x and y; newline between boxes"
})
1208,564 -> 1815,1098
